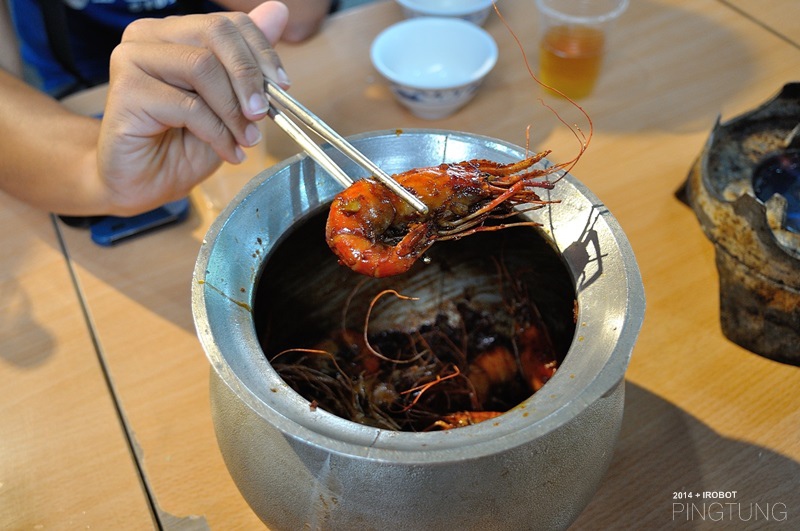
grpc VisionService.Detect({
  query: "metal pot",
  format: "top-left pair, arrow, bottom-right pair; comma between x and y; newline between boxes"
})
192,130 -> 645,530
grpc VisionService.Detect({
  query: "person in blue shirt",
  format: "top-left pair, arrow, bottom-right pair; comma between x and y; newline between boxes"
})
0,1 -> 293,216
6,0 -> 334,97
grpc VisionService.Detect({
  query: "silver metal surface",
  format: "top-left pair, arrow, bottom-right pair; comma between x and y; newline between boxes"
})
267,83 -> 429,214
192,129 -> 646,530
267,106 -> 354,188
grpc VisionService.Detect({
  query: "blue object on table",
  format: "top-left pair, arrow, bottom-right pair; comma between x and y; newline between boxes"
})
88,198 -> 191,246
752,150 -> 800,233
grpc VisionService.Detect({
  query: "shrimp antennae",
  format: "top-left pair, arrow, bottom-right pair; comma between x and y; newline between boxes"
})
491,1 -> 594,180
363,290 -> 426,364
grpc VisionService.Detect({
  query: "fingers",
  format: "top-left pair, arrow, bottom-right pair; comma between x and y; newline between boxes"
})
112,3 -> 290,162
108,41 -> 247,163
249,1 -> 290,44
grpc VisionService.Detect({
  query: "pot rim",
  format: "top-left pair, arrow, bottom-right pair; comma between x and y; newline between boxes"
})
193,129 -> 645,463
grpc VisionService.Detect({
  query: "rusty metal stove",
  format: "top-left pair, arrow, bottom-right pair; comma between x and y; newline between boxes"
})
681,83 -> 800,365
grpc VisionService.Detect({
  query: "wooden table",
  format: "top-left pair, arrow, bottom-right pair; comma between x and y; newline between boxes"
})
2,0 -> 798,528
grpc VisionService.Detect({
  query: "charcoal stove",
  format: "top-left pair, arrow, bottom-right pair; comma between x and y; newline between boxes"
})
682,83 -> 800,365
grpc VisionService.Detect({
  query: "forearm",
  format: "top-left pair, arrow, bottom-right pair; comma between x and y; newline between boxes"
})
0,69 -> 109,215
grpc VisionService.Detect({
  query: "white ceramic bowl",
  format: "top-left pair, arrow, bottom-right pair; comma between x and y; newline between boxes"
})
370,17 -> 498,120
396,0 -> 495,26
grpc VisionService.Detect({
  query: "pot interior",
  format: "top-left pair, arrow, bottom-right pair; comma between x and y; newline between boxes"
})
253,206 -> 576,429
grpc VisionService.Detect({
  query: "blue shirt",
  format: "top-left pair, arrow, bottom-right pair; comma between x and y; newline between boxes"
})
9,0 -> 216,97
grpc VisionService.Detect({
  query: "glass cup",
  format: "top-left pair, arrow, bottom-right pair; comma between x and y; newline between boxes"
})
535,0 -> 629,99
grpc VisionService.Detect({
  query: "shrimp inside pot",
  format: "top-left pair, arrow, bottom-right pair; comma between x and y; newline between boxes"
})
254,207 -> 576,431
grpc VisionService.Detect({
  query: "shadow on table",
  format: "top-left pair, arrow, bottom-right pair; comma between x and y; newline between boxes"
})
505,0 -> 763,141
0,204 -> 60,368
56,208 -> 205,334
602,0 -> 769,134
1,196 -> 205,370
572,381 -> 799,530
0,277 -> 54,368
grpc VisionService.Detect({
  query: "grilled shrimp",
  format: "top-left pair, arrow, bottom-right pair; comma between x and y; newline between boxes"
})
325,153 -> 556,277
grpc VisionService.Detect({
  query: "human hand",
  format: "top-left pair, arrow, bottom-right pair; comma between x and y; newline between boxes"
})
97,1 -> 289,216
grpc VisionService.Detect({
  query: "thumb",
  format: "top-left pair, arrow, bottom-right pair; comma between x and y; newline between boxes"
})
249,1 -> 290,45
